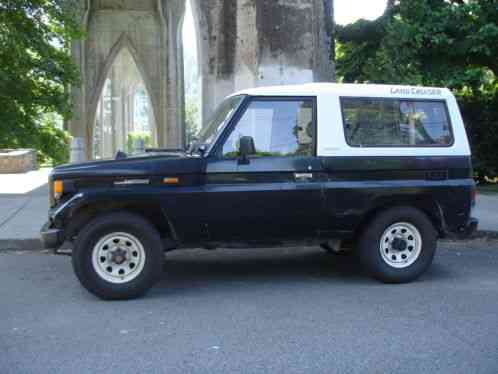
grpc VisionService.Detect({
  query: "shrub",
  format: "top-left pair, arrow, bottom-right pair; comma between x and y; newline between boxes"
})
127,131 -> 152,153
459,93 -> 498,183
36,118 -> 70,166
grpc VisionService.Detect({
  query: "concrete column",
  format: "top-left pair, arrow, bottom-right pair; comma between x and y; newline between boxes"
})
110,69 -> 119,156
70,138 -> 86,164
192,0 -> 335,122
192,0 -> 238,122
68,0 -> 90,162
98,95 -> 105,158
254,0 -> 334,85
120,86 -> 127,152
127,89 -> 133,134
161,0 -> 186,148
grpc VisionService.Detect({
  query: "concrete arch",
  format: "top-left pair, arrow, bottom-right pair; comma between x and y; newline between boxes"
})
86,33 -> 159,154
69,0 -> 184,160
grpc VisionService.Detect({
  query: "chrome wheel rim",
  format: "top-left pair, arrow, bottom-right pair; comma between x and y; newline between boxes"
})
379,222 -> 422,269
91,232 -> 146,284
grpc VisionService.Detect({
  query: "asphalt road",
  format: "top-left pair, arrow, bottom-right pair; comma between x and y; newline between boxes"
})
1,241 -> 498,374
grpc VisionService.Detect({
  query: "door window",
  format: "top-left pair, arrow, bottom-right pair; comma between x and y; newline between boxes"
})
222,99 -> 315,158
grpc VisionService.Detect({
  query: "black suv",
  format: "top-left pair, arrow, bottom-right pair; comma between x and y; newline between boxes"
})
41,84 -> 478,300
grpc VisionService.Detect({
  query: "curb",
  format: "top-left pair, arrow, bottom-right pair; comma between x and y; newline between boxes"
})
471,230 -> 498,240
1,231 -> 498,252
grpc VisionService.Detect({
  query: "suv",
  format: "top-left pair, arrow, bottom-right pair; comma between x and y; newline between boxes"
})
41,83 -> 478,300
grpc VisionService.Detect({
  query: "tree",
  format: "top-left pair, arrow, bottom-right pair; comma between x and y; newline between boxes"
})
335,0 -> 396,83
337,0 -> 497,87
335,0 -> 498,179
0,0 -> 81,164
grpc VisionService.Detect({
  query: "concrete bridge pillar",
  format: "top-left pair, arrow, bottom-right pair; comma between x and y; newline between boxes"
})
192,0 -> 335,120
68,0 -> 185,161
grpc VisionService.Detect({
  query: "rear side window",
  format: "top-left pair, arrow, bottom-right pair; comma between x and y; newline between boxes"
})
341,98 -> 453,147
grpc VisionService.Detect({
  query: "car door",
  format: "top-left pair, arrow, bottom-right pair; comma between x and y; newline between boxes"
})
202,96 -> 326,242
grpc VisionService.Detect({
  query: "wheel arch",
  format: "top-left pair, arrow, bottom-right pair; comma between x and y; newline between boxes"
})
354,195 -> 445,239
64,200 -> 177,243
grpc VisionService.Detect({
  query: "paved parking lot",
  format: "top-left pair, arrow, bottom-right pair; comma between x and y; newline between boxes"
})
1,241 -> 498,374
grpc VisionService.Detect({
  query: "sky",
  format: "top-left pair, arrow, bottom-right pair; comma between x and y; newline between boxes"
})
182,0 -> 388,49
335,0 -> 388,25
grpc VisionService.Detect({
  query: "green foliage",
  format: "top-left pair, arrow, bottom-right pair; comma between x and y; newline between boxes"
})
337,0 -> 498,87
127,131 -> 152,153
36,113 -> 70,165
336,0 -> 498,178
335,0 -> 396,83
0,0 -> 81,165
185,98 -> 201,145
459,91 -> 498,181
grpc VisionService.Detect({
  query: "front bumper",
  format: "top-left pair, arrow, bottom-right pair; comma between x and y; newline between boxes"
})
40,193 -> 84,250
40,221 -> 64,250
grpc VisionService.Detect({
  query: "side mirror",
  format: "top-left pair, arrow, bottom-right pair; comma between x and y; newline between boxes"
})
198,144 -> 207,156
187,136 -> 199,151
238,136 -> 256,164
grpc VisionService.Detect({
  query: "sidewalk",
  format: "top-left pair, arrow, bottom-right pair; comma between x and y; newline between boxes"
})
475,194 -> 498,232
0,168 -> 497,250
0,169 -> 51,250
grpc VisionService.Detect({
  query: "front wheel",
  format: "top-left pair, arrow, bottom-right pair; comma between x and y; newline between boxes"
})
358,207 -> 437,283
72,212 -> 164,300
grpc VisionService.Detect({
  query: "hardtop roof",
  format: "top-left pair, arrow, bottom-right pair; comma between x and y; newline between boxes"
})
231,83 -> 453,100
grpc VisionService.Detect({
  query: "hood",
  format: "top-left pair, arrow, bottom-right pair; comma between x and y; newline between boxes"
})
51,153 -> 205,180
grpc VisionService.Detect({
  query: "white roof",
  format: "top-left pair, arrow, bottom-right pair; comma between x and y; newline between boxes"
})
232,83 -> 453,100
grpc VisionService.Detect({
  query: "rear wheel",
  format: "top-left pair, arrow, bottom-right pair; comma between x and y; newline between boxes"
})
72,212 -> 163,300
358,207 -> 437,283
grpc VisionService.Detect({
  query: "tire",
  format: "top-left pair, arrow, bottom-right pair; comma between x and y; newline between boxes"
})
72,212 -> 163,300
358,206 -> 437,283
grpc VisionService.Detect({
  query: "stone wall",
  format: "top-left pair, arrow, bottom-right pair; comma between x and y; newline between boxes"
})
0,150 -> 38,174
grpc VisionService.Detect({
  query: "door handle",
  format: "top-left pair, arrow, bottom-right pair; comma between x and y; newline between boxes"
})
294,173 -> 313,181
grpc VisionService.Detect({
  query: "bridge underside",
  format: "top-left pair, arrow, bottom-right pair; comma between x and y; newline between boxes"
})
69,0 -> 334,161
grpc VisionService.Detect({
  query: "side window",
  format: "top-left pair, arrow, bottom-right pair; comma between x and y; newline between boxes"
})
342,98 -> 453,147
222,99 -> 315,158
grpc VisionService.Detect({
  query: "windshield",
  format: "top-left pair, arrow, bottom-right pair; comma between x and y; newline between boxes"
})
194,95 -> 245,153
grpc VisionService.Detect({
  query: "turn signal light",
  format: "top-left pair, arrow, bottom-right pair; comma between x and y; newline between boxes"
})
53,180 -> 63,199
163,177 -> 179,185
